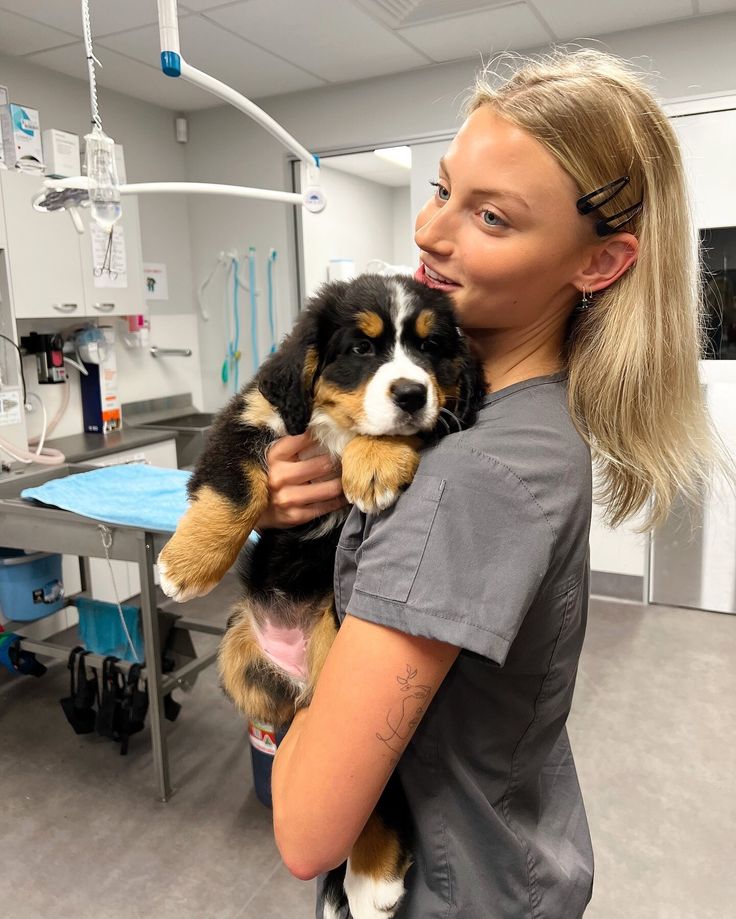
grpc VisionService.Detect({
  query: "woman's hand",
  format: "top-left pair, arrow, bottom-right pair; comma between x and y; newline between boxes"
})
256,432 -> 348,530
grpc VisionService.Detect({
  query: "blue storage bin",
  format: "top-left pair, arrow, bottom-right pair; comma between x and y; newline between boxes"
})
0,549 -> 64,622
76,596 -> 145,663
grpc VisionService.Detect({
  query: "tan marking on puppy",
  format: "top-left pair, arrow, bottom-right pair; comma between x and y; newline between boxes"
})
313,378 -> 369,430
241,388 -> 283,430
415,308 -> 435,339
158,470 -> 268,599
341,434 -> 421,514
356,311 -> 384,338
303,345 -> 319,390
297,601 -> 339,709
218,605 -> 298,727
350,811 -> 411,880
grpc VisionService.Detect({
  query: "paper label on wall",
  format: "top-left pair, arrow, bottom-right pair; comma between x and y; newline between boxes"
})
142,262 -> 169,300
91,222 -> 128,288
0,388 -> 21,426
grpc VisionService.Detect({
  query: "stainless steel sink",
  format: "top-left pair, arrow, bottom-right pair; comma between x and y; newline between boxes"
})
122,397 -> 216,469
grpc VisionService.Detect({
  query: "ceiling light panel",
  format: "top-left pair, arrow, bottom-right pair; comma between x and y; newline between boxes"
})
0,0 -> 162,38
697,0 -> 736,12
528,0 -> 696,41
355,0 -> 516,27
0,10 -> 76,56
397,3 -> 552,62
204,0 -> 429,83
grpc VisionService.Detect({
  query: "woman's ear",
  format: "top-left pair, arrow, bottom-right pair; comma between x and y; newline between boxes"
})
577,231 -> 639,293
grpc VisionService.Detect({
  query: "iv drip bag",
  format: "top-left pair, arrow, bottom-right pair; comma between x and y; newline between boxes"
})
85,126 -> 122,230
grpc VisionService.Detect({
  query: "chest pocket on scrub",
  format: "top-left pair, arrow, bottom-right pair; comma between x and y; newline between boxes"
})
353,474 -> 446,604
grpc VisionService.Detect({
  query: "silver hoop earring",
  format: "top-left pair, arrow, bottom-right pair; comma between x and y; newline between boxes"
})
576,287 -> 591,312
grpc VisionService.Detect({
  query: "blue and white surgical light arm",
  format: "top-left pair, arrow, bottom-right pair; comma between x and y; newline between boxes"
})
36,0 -> 325,216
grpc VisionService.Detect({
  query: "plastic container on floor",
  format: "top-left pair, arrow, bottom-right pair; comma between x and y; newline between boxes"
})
0,548 -> 64,622
248,719 -> 289,808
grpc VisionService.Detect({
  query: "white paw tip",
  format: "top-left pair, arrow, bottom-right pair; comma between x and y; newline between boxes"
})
344,864 -> 406,918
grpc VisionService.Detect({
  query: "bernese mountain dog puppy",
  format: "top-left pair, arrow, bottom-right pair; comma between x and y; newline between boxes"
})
158,273 -> 485,919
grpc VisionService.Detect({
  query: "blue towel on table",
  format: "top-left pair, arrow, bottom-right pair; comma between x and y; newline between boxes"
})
21,465 -> 192,533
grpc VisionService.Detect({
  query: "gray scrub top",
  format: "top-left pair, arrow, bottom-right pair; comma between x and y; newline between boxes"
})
318,371 -> 595,919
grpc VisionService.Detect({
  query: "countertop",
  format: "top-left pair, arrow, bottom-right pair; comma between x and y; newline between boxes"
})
44,427 -> 177,463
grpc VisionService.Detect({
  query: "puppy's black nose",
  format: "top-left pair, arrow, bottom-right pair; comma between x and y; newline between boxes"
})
391,380 -> 427,414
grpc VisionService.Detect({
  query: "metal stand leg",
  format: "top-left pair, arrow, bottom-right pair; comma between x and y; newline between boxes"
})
137,531 -> 172,802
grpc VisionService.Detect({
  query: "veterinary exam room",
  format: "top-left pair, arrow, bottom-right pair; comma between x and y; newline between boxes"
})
0,2 -> 734,918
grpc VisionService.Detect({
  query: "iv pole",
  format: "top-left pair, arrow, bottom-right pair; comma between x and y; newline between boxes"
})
35,0 -> 325,216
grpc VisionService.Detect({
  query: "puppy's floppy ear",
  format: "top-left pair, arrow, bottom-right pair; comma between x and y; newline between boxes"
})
453,342 -> 487,430
257,281 -> 347,435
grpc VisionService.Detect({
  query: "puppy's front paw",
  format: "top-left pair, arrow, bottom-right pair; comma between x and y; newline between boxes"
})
341,437 -> 420,514
157,552 -> 218,603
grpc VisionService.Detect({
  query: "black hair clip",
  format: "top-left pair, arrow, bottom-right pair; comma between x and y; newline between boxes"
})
576,175 -> 643,237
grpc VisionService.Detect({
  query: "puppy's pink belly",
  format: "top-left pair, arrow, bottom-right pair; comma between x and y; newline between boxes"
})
253,620 -> 309,680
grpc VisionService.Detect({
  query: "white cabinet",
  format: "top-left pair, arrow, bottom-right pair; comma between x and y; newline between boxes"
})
78,195 -> 146,318
0,171 -> 86,320
0,171 -> 146,319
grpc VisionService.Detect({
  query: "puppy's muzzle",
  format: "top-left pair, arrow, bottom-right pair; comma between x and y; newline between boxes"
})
390,379 -> 427,415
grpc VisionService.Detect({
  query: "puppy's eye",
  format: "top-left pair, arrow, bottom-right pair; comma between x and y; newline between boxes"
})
419,338 -> 440,354
352,340 -> 375,356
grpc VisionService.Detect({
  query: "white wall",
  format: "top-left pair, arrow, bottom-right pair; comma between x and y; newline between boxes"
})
302,165 -> 397,298
391,186 -> 414,269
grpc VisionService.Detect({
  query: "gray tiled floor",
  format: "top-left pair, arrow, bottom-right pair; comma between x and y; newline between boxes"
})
0,582 -> 734,918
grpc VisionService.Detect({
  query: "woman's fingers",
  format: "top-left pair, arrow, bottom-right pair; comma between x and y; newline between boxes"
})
270,453 -> 337,489
267,432 -> 315,462
273,476 -> 346,511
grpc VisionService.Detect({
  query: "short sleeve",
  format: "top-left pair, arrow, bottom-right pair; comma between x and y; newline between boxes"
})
346,447 -> 555,666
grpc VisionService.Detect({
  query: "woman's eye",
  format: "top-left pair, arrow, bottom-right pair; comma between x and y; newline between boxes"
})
481,209 -> 506,228
429,180 -> 449,201
352,340 -> 375,356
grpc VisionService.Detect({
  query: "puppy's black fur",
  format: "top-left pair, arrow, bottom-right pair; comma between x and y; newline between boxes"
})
159,274 -> 486,918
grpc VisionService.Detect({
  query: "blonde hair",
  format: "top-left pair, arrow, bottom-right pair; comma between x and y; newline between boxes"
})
466,48 -> 727,531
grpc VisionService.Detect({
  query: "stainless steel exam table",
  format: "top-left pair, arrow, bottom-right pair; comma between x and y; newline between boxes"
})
0,463 -> 224,802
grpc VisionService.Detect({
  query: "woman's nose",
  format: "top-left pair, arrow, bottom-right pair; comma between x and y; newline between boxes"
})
414,199 -> 454,256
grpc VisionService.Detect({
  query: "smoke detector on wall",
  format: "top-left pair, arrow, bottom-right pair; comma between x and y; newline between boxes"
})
354,0 -> 513,28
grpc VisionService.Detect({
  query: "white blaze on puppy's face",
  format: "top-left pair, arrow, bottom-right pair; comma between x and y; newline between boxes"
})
358,281 -> 438,436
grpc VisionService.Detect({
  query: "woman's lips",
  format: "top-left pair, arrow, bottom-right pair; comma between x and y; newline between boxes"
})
414,262 -> 461,292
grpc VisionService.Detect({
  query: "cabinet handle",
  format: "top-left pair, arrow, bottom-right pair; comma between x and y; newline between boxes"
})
92,302 -> 115,312
53,303 -> 79,313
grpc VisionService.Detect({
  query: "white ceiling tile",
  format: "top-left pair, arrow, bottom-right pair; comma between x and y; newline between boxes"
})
99,17 -> 327,100
204,0 -> 430,83
0,0 -> 162,37
697,0 -> 736,13
23,43 -> 216,111
180,16 -> 327,96
0,9 -> 76,56
398,3 -> 552,62
529,0 -> 695,41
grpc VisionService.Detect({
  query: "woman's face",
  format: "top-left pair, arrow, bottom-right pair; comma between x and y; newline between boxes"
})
414,106 -> 592,334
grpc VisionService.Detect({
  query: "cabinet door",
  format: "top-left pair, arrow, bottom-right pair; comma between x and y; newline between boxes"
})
79,194 -> 147,318
0,171 -> 85,319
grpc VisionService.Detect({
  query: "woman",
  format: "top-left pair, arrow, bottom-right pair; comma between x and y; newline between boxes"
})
264,50 -> 722,917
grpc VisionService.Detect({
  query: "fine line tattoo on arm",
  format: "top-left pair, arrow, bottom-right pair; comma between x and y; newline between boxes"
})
376,664 -> 432,756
